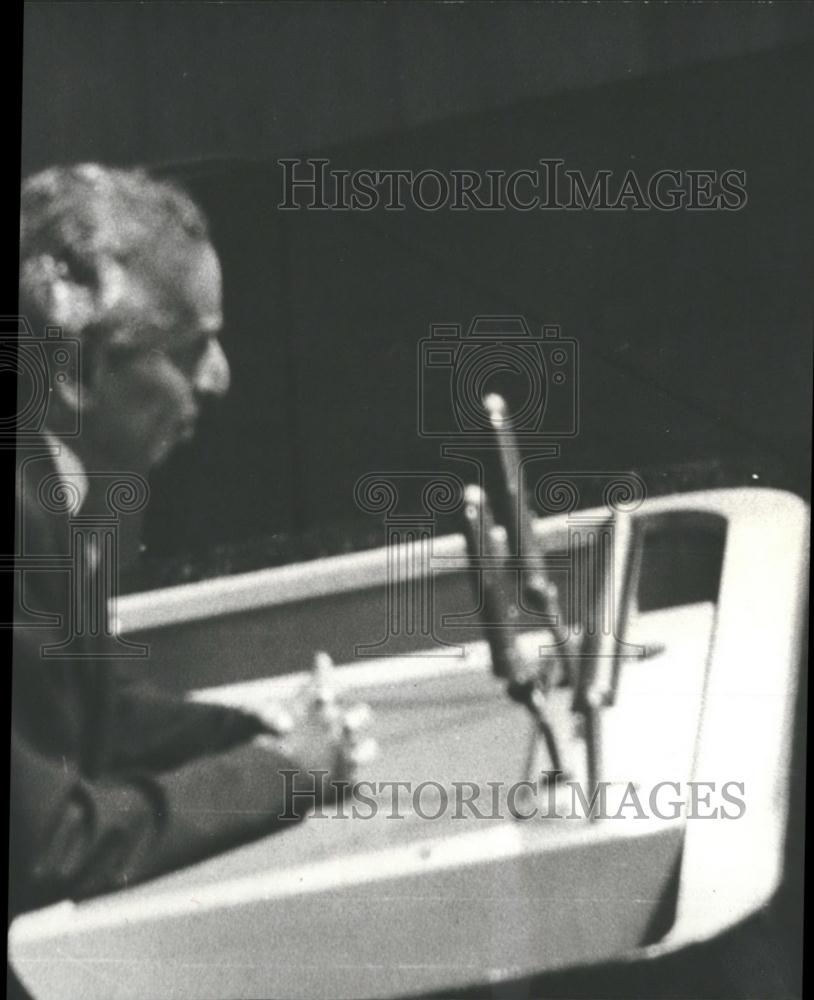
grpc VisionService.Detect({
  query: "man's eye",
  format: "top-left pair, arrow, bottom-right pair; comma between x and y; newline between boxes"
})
169,338 -> 209,368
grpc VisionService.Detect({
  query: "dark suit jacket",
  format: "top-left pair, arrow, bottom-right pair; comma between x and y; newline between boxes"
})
9,439 -> 298,922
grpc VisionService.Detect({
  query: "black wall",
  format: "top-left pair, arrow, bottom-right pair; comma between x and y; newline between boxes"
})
136,42 -> 813,577
22,2 -> 814,175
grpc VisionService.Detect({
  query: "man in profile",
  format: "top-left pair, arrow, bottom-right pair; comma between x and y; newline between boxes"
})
10,164 -> 349,992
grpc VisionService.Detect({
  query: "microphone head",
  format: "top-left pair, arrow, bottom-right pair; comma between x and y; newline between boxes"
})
482,392 -> 508,428
463,483 -> 485,512
487,523 -> 510,559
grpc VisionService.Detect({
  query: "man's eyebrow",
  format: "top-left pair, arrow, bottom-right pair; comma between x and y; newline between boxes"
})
199,312 -> 223,334
198,316 -> 228,337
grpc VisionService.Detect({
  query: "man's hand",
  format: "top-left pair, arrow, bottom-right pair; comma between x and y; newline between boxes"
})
251,700 -> 297,736
252,653 -> 377,812
253,699 -> 376,811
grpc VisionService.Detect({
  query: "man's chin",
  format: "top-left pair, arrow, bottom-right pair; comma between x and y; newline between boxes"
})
148,438 -> 177,468
150,427 -> 196,467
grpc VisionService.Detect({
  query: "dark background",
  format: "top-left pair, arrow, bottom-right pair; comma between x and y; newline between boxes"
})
20,1 -> 814,174
17,4 -> 812,997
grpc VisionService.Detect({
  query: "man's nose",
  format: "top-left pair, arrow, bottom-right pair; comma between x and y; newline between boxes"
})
194,338 -> 230,397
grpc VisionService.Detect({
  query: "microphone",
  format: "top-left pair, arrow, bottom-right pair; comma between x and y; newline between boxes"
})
571,511 -> 637,795
482,393 -> 566,642
461,483 -> 517,683
461,483 -> 565,776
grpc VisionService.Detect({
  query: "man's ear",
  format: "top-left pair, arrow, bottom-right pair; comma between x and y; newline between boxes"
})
21,252 -> 103,411
51,364 -> 83,414
52,330 -> 110,415
21,254 -> 97,331
50,345 -> 99,420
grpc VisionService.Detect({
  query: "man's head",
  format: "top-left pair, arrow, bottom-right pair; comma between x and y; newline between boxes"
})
19,163 -> 230,469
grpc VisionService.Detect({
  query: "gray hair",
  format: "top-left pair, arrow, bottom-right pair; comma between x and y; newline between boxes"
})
20,163 -> 212,342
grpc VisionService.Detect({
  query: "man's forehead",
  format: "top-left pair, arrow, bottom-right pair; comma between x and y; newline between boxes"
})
116,242 -> 223,337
